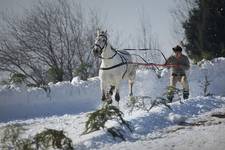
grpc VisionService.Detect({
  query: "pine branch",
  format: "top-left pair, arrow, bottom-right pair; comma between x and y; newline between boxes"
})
83,104 -> 133,140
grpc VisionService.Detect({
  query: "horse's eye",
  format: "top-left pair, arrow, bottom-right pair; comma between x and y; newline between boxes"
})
102,39 -> 107,43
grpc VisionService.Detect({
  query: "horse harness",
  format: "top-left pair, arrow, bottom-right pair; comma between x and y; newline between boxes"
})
95,34 -> 130,79
100,48 -> 131,79
95,34 -> 165,79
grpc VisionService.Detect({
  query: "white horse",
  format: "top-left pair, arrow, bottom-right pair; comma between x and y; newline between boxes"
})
92,30 -> 137,105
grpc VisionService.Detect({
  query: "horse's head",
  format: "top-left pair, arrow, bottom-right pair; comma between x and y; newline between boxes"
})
92,29 -> 108,57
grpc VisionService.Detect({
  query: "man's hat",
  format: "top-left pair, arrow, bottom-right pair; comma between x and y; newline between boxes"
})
172,45 -> 182,52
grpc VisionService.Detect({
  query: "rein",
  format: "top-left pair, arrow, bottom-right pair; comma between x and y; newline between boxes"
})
99,47 -> 171,69
100,62 -> 179,69
121,48 -> 167,62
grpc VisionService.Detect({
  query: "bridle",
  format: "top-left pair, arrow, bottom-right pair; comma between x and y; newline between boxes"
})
93,34 -> 116,59
93,33 -> 130,78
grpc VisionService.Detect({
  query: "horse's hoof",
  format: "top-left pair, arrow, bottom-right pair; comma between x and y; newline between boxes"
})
115,93 -> 120,102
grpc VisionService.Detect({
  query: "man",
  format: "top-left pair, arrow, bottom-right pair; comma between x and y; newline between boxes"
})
165,45 -> 190,102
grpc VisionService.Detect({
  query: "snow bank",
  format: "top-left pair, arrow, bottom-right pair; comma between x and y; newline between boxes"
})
0,77 -> 101,122
0,57 -> 225,122
190,57 -> 225,96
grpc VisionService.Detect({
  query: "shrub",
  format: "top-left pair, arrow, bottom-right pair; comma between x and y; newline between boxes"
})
9,73 -> 26,84
47,67 -> 64,83
74,63 -> 91,81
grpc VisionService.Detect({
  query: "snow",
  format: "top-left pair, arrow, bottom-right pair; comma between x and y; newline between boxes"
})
167,113 -> 187,124
0,77 -> 101,122
0,57 -> 225,150
104,111 -> 225,150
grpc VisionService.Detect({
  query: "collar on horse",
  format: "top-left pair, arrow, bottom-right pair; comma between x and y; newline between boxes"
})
100,48 -> 129,79
100,62 -> 127,70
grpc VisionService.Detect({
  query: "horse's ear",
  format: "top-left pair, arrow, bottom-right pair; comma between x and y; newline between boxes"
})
104,30 -> 107,34
96,28 -> 100,36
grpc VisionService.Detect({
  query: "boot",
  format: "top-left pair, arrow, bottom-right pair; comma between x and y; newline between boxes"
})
183,90 -> 189,99
167,86 -> 175,103
167,95 -> 174,103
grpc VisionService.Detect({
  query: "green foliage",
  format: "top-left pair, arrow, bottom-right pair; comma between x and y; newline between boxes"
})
167,86 -> 183,96
183,0 -> 225,62
167,86 -> 176,97
74,63 -> 91,81
201,51 -> 214,60
16,139 -> 34,150
0,80 -> 11,89
166,86 -> 184,103
1,124 -> 26,149
83,105 -> 132,140
0,80 -> 10,85
34,129 -> 73,150
47,67 -> 64,83
0,125 -> 74,150
9,73 -> 26,84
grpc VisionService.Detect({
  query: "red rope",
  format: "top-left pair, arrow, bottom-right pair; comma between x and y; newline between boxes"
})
129,62 -> 180,67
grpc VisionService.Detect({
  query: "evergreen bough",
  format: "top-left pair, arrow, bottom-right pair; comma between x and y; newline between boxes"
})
1,124 -> 26,149
0,125 -> 74,150
83,105 -> 132,141
34,129 -> 73,150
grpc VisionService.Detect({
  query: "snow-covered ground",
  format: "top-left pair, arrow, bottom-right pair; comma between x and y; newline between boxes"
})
0,57 -> 225,150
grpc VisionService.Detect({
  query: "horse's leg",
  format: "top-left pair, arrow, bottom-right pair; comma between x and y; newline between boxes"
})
114,83 -> 120,103
101,89 -> 106,101
129,80 -> 134,96
128,80 -> 136,104
115,89 -> 120,102
114,88 -> 120,108
109,85 -> 115,96
109,85 -> 115,98
107,85 -> 115,104
101,80 -> 107,102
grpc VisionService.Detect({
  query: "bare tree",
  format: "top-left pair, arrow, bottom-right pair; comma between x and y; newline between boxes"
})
136,10 -> 160,65
81,8 -> 103,79
171,0 -> 198,43
139,17 -> 159,48
0,0 -> 102,85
